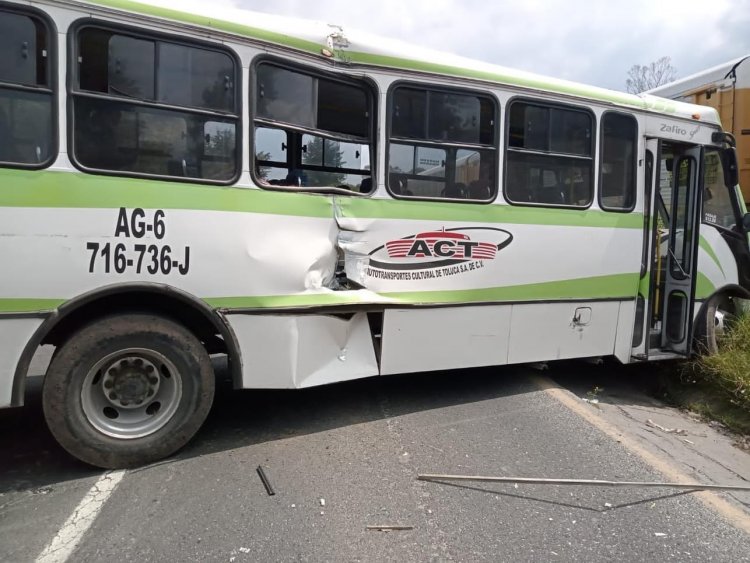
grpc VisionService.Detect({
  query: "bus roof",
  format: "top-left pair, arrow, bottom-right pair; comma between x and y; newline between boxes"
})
71,0 -> 721,126
648,55 -> 750,99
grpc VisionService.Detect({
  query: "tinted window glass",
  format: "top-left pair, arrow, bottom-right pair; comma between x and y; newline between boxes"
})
506,101 -> 594,207
159,44 -> 234,111
388,86 -> 497,201
508,104 -> 548,151
0,12 -> 41,86
109,35 -> 155,99
256,65 -> 315,128
318,79 -> 368,137
0,88 -> 52,164
392,88 -> 426,139
506,151 -> 592,206
600,113 -> 637,211
703,150 -> 737,228
256,64 -> 368,138
74,96 -> 236,180
0,10 -> 53,167
428,92 -> 480,143
509,103 -> 592,156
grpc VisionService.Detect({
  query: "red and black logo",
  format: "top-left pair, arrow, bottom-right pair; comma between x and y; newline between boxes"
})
368,227 -> 513,271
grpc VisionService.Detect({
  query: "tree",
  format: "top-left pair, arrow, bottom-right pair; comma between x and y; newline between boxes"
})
254,150 -> 272,180
625,57 -> 677,94
303,136 -> 347,187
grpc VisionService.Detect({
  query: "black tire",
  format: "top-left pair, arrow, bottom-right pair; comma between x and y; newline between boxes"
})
42,314 -> 214,468
695,295 -> 735,355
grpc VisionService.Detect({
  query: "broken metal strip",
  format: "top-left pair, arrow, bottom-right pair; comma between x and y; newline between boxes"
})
417,474 -> 750,492
256,466 -> 275,496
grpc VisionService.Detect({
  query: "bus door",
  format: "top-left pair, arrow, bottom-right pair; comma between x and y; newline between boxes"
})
647,140 -> 703,355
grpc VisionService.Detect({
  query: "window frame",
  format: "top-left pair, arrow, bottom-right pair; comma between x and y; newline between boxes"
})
598,110 -> 638,213
68,18 -> 242,185
385,80 -> 500,204
0,2 -> 57,170
250,54 -> 378,195
503,96 -> 596,210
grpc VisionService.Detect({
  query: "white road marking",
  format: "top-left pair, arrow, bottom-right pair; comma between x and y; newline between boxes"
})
35,470 -> 126,563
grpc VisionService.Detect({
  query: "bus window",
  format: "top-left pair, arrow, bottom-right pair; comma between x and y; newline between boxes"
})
73,25 -> 240,182
600,112 -> 637,211
703,149 -> 738,229
505,100 -> 594,207
0,9 -> 54,167
253,62 -> 373,191
387,85 -> 497,201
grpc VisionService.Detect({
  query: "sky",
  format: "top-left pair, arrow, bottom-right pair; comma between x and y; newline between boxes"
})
213,0 -> 750,92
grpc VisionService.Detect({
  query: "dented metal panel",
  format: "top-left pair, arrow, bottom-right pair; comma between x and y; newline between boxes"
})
226,312 -> 378,389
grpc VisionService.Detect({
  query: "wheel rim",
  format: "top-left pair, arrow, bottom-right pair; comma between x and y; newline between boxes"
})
81,348 -> 183,439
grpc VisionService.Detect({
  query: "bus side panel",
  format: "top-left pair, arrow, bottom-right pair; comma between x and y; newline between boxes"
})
695,226 -> 739,302
226,313 -> 378,389
0,318 -> 44,407
0,196 -> 340,309
507,301 -> 620,364
379,306 -> 512,375
614,300 -> 636,363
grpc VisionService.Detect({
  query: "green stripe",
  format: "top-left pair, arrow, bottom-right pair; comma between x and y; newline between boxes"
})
695,272 -> 716,300
1,169 -> 643,228
0,299 -> 65,313
84,0 -> 695,117
337,197 -> 643,229
0,169 -> 333,218
0,273 -> 639,314
698,236 -> 725,277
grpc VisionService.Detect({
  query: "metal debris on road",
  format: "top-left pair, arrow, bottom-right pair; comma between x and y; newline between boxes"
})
366,525 -> 414,531
417,474 -> 750,492
646,419 -> 688,435
256,465 -> 275,496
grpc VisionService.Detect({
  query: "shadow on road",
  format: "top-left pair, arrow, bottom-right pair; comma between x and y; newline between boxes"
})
0,362 -> 537,494
0,357 -> 687,496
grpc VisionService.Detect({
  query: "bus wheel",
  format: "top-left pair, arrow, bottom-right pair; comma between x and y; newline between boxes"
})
698,295 -> 735,355
42,314 -> 214,468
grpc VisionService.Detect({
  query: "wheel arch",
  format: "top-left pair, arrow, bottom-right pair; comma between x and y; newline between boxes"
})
11,283 -> 242,406
692,283 -> 750,352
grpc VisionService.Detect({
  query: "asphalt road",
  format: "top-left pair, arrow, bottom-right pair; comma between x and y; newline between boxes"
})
1,360 -> 749,562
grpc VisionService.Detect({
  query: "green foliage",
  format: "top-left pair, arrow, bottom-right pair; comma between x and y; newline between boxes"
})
696,312 -> 750,413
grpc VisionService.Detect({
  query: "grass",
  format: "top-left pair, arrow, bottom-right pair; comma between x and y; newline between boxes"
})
655,310 -> 750,441
695,311 -> 750,413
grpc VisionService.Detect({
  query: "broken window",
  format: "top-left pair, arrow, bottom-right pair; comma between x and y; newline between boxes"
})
253,62 -> 373,193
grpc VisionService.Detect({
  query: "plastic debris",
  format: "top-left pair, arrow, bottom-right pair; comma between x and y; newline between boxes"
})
319,498 -> 325,507
239,547 -> 251,554
654,533 -> 667,537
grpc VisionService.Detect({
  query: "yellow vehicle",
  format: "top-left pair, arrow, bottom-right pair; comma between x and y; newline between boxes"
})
650,55 -> 750,205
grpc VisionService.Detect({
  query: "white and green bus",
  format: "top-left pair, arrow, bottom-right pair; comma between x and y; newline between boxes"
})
1,0 -> 748,468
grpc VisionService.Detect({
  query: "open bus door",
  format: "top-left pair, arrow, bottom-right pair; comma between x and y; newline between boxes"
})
642,139 -> 703,357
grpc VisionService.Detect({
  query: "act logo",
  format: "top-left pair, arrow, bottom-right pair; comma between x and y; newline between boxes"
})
367,227 -> 513,273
